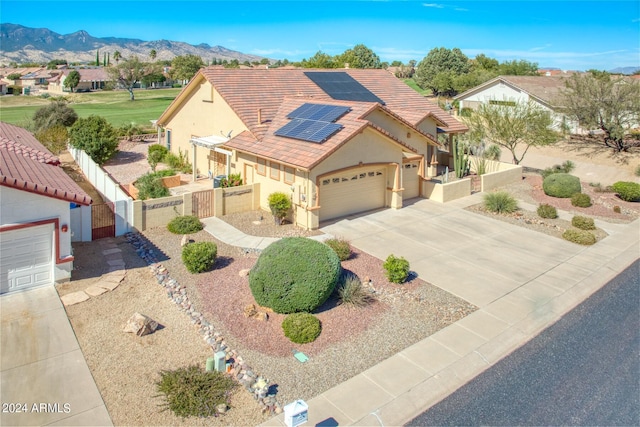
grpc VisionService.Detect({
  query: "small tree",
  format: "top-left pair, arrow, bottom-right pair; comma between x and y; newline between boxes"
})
267,192 -> 292,225
68,115 -> 119,165
32,100 -> 78,131
170,54 -> 205,82
35,124 -> 69,155
465,100 -> 558,164
106,56 -> 159,101
63,70 -> 81,93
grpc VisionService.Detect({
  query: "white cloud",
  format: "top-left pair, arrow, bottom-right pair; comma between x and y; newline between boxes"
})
422,3 -> 444,8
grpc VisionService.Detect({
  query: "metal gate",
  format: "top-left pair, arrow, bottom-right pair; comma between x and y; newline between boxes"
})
92,202 -> 115,240
192,190 -> 214,218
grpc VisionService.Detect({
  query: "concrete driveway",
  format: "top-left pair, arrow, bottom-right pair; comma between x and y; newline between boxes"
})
321,193 -> 627,308
0,286 -> 112,426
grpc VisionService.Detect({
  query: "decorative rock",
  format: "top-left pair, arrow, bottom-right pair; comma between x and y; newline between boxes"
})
60,291 -> 90,306
216,404 -> 228,414
123,312 -> 159,336
85,285 -> 109,297
243,304 -> 269,321
181,234 -> 189,247
239,268 -> 251,277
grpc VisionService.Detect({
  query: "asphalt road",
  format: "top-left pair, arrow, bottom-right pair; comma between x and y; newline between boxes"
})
407,259 -> 640,426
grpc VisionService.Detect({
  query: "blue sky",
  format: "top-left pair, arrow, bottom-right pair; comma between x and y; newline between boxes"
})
2,0 -> 639,71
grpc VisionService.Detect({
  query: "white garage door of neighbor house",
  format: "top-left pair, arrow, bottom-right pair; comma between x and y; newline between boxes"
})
320,167 -> 386,221
403,162 -> 420,200
0,224 -> 54,294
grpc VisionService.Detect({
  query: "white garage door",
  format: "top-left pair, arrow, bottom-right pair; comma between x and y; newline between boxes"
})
319,167 -> 386,221
403,162 -> 420,200
0,224 -> 54,294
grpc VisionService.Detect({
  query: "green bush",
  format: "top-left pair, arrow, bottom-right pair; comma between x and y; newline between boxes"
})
182,242 -> 217,273
249,237 -> 341,314
612,181 -> 640,202
483,191 -> 518,214
383,254 -> 410,284
562,229 -> 596,245
68,115 -> 119,165
267,192 -> 292,225
540,160 -> 576,179
168,215 -> 203,234
537,203 -> 558,219
571,215 -> 596,230
220,173 -> 243,188
542,173 -> 582,198
156,365 -> 237,418
325,238 -> 352,261
571,193 -> 592,208
164,148 -> 192,173
337,272 -> 375,307
282,313 -> 322,344
135,172 -> 170,200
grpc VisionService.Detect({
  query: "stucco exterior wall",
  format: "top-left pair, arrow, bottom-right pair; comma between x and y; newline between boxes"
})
0,187 -> 73,281
423,178 -> 471,203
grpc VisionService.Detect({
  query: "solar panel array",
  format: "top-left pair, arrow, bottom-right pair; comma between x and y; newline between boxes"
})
275,103 -> 349,144
304,72 -> 385,104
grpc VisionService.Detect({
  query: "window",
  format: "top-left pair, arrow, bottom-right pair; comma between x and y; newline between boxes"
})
256,158 -> 266,175
489,100 -> 516,107
166,129 -> 171,151
270,162 -> 280,180
284,166 -> 295,184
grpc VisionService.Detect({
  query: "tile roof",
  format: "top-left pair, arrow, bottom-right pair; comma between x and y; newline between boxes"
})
455,75 -> 570,107
0,122 -> 92,206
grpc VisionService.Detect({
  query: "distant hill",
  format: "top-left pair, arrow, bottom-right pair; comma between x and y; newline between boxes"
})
608,66 -> 640,75
0,23 -> 265,65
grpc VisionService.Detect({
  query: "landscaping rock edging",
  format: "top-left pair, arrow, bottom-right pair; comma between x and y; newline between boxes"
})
125,232 -> 282,416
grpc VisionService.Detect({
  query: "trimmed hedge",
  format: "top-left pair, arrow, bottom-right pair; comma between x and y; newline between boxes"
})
563,229 -> 596,245
182,242 -> 217,273
249,237 -> 341,314
612,181 -> 640,202
282,313 -> 322,344
571,193 -> 592,208
571,215 -> 596,230
542,173 -> 582,198
537,203 -> 558,219
168,215 -> 204,234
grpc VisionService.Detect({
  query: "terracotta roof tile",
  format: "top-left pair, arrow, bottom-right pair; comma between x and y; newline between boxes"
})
0,122 -> 92,206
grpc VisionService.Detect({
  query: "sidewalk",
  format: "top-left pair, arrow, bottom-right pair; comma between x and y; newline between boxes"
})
202,197 -> 639,427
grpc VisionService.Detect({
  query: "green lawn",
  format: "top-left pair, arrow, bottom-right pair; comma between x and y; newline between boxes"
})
403,78 -> 431,96
0,88 -> 181,130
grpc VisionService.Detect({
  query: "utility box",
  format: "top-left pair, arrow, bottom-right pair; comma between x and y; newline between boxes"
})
284,400 -> 308,427
213,175 -> 226,188
213,351 -> 226,372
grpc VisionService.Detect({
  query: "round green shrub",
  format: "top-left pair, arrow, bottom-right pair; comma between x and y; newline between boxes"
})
168,215 -> 204,234
383,254 -> 410,284
282,313 -> 322,344
325,238 -> 352,261
267,192 -> 292,225
542,173 -> 582,198
249,237 -> 341,314
156,365 -> 237,418
571,215 -> 596,230
483,191 -> 518,214
612,181 -> 640,202
182,241 -> 217,273
571,193 -> 592,208
562,229 -> 596,245
537,203 -> 558,219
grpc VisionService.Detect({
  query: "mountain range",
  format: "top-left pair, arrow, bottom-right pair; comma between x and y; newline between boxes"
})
0,23 -> 265,65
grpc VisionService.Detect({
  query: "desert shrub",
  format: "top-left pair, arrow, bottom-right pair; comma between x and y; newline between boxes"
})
613,205 -> 621,213
571,215 -> 596,230
537,203 -> 558,219
325,238 -> 352,261
220,173 -> 243,188
164,148 -> 192,173
337,272 -> 375,307
267,192 -> 291,225
182,242 -> 217,273
249,237 -> 341,314
571,193 -> 592,208
612,181 -> 640,202
156,365 -> 237,418
281,313 -> 322,344
562,229 -> 596,245
117,123 -> 144,140
148,144 -> 168,171
135,172 -> 171,200
542,173 -> 582,198
483,191 -> 518,214
540,160 -> 576,179
383,254 -> 410,284
168,215 -> 203,234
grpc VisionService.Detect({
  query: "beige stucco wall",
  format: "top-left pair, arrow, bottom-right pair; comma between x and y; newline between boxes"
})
213,183 -> 261,216
480,162 -> 523,192
423,178 -> 471,203
133,194 -> 190,231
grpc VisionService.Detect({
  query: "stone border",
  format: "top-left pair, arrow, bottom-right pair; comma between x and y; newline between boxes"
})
125,232 -> 283,416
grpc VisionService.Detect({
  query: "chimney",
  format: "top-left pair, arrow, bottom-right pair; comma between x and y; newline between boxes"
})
258,108 -> 262,125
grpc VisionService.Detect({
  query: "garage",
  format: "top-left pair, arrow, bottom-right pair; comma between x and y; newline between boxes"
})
403,161 -> 421,200
319,167 -> 386,221
0,223 -> 54,294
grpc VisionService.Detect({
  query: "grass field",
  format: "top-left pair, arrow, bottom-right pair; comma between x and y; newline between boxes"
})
403,78 -> 431,96
0,88 -> 181,130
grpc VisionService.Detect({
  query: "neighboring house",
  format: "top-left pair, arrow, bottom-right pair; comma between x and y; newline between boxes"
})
156,68 -> 467,229
48,67 -> 109,93
0,122 -> 92,294
454,75 -> 579,133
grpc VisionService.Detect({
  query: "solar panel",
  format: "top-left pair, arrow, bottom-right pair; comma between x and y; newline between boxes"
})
304,72 -> 385,104
275,119 -> 342,143
287,103 -> 350,123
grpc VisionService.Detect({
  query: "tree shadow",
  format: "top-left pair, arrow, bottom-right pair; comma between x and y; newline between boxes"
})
215,256 -> 234,270
104,150 -> 146,166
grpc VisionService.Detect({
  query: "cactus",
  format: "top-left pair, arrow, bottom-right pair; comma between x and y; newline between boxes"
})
453,137 -> 469,179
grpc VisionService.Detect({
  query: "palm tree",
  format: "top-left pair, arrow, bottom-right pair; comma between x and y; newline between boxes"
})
113,50 -> 122,65
149,49 -> 157,61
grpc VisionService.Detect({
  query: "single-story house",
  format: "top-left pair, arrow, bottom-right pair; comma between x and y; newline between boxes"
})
0,122 -> 92,294
48,67 -> 109,93
156,68 -> 467,229
454,75 -> 580,133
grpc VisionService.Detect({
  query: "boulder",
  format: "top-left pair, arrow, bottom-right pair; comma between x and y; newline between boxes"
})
181,234 -> 190,247
123,312 -> 158,336
243,304 -> 268,321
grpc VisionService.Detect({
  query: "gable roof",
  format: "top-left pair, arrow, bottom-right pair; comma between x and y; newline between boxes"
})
454,75 -> 569,108
0,122 -> 92,206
